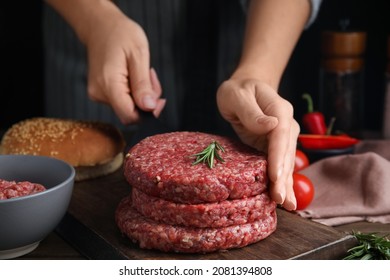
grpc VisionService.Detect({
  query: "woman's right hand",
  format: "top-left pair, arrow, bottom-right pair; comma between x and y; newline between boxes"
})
75,1 -> 166,124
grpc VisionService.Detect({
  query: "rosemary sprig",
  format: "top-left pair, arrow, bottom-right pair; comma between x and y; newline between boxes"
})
191,141 -> 225,169
343,231 -> 390,260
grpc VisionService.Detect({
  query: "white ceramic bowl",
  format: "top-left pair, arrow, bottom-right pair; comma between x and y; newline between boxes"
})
0,155 -> 75,259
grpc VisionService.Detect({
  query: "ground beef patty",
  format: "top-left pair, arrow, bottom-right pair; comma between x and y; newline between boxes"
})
116,195 -> 277,253
132,187 -> 276,228
0,179 -> 46,200
124,131 -> 268,204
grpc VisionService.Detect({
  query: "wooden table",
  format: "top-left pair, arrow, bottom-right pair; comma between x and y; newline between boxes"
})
15,169 -> 390,260
5,129 -> 389,260
18,221 -> 390,260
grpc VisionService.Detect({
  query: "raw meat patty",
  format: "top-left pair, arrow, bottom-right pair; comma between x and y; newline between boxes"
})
115,195 -> 277,253
132,187 -> 276,228
0,179 -> 46,200
124,131 -> 268,204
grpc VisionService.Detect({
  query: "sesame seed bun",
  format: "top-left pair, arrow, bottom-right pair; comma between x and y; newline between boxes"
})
0,117 -> 126,181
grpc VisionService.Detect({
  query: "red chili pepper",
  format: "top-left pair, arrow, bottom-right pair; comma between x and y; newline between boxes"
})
301,93 -> 327,135
298,134 -> 359,150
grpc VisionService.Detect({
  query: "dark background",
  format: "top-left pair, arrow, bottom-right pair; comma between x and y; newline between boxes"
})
1,0 -> 389,135
1,1 -> 44,130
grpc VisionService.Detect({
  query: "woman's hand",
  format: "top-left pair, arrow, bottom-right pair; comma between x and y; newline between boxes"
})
45,0 -> 166,124
216,0 -> 310,210
217,78 -> 299,210
83,9 -> 166,124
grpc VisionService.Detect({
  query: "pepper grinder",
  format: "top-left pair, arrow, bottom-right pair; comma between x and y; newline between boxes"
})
319,31 -> 367,135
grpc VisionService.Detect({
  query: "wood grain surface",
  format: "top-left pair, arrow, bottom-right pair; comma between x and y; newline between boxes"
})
56,168 -> 357,260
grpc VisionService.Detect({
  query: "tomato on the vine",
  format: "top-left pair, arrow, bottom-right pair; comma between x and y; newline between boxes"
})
293,173 -> 314,210
294,149 -> 310,172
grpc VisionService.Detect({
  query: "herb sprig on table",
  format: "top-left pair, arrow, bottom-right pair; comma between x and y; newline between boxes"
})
191,141 -> 225,169
343,231 -> 390,260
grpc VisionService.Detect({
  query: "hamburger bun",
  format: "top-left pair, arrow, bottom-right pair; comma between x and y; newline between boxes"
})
0,117 -> 126,181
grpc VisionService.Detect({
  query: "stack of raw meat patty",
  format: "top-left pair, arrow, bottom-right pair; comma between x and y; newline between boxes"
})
115,131 -> 277,253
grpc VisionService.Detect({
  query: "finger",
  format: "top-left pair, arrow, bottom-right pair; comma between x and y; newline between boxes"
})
150,67 -> 162,97
282,166 -> 297,211
281,124 -> 299,210
282,120 -> 300,210
107,78 -> 139,124
127,48 -> 158,111
87,64 -> 140,124
267,128 -> 289,205
269,120 -> 299,208
266,101 -> 294,184
149,67 -> 166,117
234,97 -> 278,135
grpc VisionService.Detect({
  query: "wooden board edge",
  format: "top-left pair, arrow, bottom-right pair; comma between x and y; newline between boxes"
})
289,235 -> 358,260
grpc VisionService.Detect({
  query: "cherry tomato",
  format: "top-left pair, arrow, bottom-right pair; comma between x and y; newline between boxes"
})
293,173 -> 314,210
294,149 -> 310,172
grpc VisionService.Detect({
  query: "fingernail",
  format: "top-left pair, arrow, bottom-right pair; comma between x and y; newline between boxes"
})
152,98 -> 166,118
273,187 -> 285,205
284,199 -> 297,211
143,95 -> 157,109
274,192 -> 284,205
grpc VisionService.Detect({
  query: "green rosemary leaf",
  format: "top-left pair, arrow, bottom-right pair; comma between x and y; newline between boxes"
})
192,151 -> 210,165
208,149 -> 215,169
191,141 -> 225,169
361,253 -> 373,260
215,141 -> 225,152
343,231 -> 390,260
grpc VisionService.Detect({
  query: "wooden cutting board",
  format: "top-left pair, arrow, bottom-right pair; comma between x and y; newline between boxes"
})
56,168 -> 357,260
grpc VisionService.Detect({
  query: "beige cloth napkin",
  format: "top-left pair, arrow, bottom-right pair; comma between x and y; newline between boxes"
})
297,140 -> 390,226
